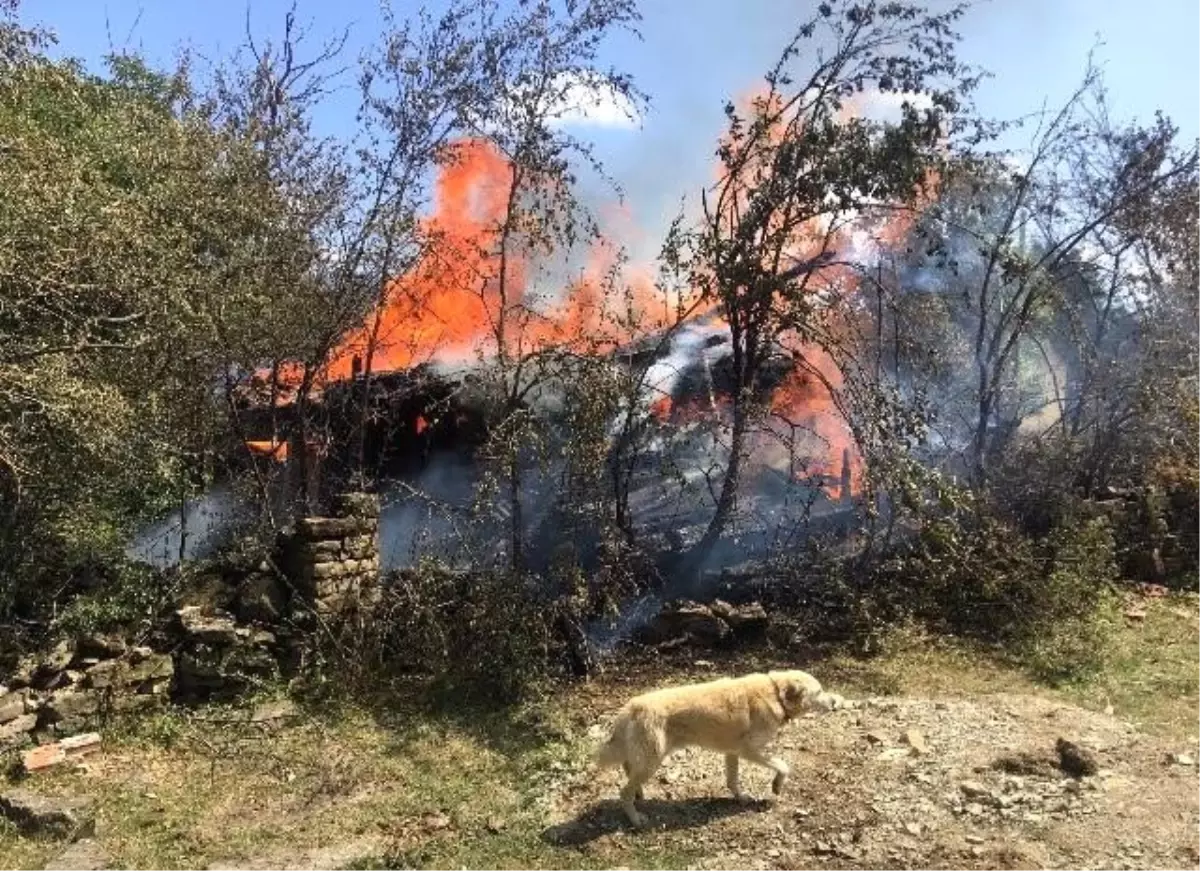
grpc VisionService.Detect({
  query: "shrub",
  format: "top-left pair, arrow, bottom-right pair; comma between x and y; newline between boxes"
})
864,492 -> 1121,682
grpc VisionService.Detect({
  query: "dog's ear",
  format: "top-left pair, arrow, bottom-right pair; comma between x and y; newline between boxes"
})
783,679 -> 812,707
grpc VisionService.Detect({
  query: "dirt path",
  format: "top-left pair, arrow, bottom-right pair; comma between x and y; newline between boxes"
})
546,690 -> 1200,870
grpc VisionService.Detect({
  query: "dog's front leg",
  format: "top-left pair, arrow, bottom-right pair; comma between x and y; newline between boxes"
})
742,748 -> 790,796
725,754 -> 743,799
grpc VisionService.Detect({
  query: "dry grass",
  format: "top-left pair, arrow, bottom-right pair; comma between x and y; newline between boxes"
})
1,588 -> 1194,870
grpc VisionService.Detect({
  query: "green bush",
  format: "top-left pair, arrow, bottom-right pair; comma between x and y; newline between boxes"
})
868,494 -> 1121,682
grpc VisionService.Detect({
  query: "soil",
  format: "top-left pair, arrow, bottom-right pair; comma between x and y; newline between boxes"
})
545,684 -> 1200,870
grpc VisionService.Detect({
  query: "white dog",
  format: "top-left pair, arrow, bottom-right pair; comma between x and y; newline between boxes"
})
593,670 -> 832,827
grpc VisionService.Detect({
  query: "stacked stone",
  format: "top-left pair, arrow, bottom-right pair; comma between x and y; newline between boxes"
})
173,606 -> 279,700
292,492 -> 381,616
1,636 -> 173,750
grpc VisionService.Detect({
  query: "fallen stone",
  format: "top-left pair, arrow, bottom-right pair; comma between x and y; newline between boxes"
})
0,790 -> 95,839
75,633 -> 126,660
1056,738 -> 1099,778
902,728 -> 928,755
236,573 -> 286,625
42,690 -> 99,724
250,699 -> 299,726
634,600 -> 732,647
865,730 -> 889,745
45,837 -> 107,870
1,713 -> 38,748
960,780 -> 991,799
22,733 -> 100,773
39,641 -> 76,678
125,653 -> 173,685
177,606 -> 239,645
297,516 -> 371,540
0,688 -> 30,724
965,834 -> 985,844
9,655 -> 39,689
903,821 -> 922,836
1168,752 -> 1196,767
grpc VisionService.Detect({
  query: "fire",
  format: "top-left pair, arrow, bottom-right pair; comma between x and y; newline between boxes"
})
322,138 -> 680,382
244,439 -> 289,461
251,86 -> 937,501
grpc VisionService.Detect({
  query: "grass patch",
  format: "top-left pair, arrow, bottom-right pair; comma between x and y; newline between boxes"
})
1054,591 -> 1199,740
1,590 -> 1193,869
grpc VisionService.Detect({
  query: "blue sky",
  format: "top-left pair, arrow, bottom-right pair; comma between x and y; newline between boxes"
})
25,0 -> 1200,250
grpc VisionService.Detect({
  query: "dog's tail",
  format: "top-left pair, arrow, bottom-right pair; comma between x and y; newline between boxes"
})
592,710 -> 630,769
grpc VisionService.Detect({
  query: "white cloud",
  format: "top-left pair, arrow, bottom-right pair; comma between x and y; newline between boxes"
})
838,89 -> 934,124
545,73 -> 642,130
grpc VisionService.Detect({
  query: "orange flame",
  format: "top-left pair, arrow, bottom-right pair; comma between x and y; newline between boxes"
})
244,439 -> 289,462
264,89 -> 937,498
323,138 -> 680,382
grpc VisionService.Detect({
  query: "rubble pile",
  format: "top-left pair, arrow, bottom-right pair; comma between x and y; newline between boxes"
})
633,598 -> 770,648
0,636 -> 172,751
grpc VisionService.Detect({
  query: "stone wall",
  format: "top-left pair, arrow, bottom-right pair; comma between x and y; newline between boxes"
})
288,492 -> 381,615
0,637 -> 173,751
1,492 -> 383,746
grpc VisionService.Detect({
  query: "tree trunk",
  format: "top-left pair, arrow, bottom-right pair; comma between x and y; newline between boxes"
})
683,390 -> 750,578
508,451 -> 524,571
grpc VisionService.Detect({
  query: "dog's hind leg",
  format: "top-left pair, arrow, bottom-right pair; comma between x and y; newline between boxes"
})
740,747 -> 791,796
725,754 -> 744,799
622,762 -> 645,801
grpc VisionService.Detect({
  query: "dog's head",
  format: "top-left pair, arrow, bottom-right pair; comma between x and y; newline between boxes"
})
768,670 -> 824,717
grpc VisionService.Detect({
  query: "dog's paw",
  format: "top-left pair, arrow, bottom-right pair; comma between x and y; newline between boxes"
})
627,810 -> 650,829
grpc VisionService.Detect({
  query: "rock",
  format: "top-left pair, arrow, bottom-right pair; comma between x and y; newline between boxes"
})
235,572 -> 286,625
866,730 -> 889,745
74,634 -> 126,660
959,780 -> 991,799
9,655 -> 38,689
0,790 -> 95,839
634,600 -> 732,647
42,690 -> 99,724
992,750 -> 1057,776
333,492 -> 380,519
724,601 -> 769,636
45,838 -> 107,870
965,834 -> 985,844
1056,738 -> 1099,778
125,653 -> 173,686
250,699 -> 298,726
484,815 -> 507,834
297,516 -> 370,540
177,606 -> 239,645
902,728 -> 928,755
0,688 -> 30,724
22,734 -> 100,773
1,713 -> 38,749
41,641 -> 76,676
1168,752 -> 1196,767
421,811 -> 452,832
904,822 -> 922,836
80,660 -> 127,690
